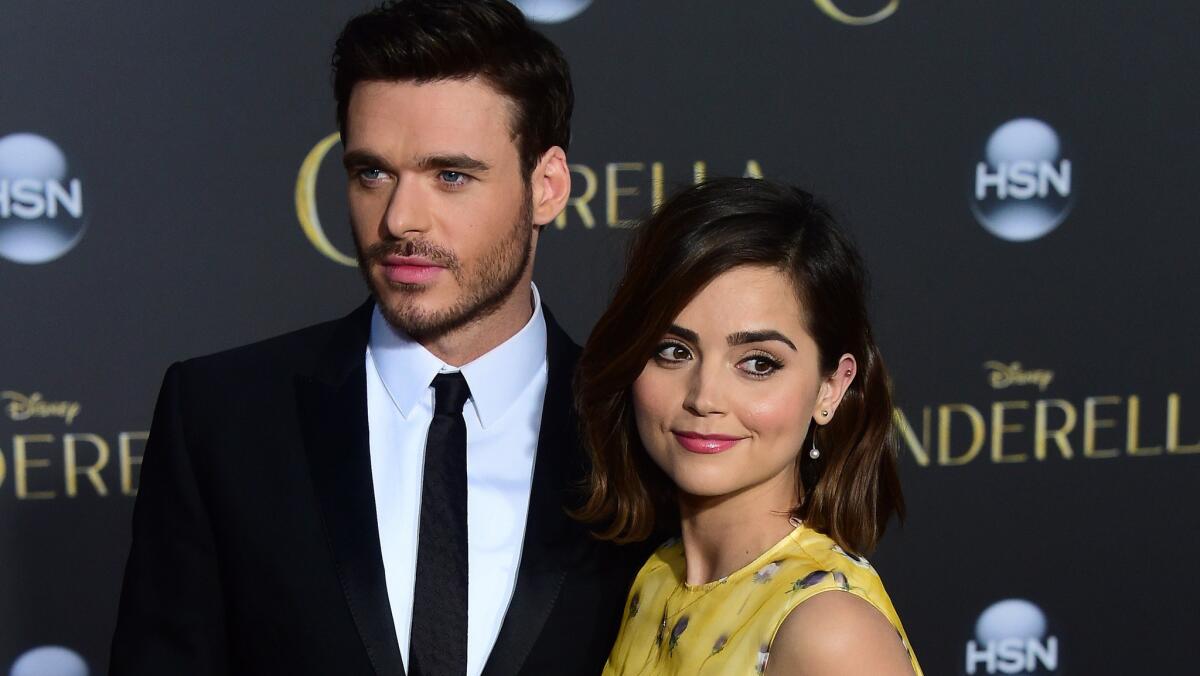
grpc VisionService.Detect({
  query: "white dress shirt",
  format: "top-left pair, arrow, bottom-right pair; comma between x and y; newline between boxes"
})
365,284 -> 548,676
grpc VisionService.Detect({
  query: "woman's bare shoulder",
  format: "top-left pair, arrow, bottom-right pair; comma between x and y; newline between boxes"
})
767,590 -> 915,676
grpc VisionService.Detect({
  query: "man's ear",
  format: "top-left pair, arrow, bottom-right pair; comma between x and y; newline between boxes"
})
529,146 -> 570,227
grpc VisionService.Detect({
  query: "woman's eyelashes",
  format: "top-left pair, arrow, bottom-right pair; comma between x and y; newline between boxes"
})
653,340 -> 693,365
736,351 -> 784,378
652,340 -> 784,378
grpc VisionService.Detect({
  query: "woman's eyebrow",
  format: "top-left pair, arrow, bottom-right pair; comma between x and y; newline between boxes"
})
727,330 -> 797,351
665,324 -> 699,343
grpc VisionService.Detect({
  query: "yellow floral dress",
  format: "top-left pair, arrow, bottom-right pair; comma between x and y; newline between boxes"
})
603,524 -> 922,675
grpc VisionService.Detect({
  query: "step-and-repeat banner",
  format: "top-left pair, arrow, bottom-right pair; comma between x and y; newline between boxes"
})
3,1 -> 1197,673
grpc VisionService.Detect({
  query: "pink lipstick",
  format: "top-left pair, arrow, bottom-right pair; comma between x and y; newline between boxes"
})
672,431 -> 746,455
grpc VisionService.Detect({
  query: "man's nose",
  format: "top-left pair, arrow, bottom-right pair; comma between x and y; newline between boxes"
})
382,174 -> 429,238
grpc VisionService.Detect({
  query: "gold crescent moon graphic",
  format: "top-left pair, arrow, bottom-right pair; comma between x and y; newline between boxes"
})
812,0 -> 899,26
295,132 -> 357,267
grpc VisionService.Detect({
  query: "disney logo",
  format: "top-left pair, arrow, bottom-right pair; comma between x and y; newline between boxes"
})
982,362 -> 1055,392
2,390 -> 81,425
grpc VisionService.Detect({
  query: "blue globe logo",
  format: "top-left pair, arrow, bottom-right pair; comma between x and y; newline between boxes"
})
511,0 -> 593,24
969,118 -> 1073,242
975,598 -> 1047,643
10,646 -> 89,676
0,133 -> 87,264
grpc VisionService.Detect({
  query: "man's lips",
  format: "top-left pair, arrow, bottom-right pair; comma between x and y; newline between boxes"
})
672,431 -> 748,455
379,256 -> 446,284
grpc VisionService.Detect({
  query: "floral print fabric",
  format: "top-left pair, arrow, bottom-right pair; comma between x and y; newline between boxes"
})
603,524 -> 922,675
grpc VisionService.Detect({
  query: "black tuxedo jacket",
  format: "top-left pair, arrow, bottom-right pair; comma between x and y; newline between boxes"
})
110,301 -> 651,675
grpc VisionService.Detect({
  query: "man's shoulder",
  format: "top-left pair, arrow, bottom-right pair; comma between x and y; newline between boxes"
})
173,302 -> 370,388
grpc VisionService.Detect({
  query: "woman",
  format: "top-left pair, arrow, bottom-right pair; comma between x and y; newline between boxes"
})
575,178 -> 921,675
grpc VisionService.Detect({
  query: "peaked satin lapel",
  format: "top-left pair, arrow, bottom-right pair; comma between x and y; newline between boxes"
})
296,300 -> 406,676
483,307 -> 589,676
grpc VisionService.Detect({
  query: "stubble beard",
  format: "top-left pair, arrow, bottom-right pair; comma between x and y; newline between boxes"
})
354,196 -> 535,342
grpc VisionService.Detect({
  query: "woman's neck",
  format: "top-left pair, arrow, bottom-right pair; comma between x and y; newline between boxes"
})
677,474 -> 797,586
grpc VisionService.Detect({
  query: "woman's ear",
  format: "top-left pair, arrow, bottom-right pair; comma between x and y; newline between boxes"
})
812,353 -> 857,425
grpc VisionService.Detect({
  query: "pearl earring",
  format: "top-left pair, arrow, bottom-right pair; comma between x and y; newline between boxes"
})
809,428 -> 821,460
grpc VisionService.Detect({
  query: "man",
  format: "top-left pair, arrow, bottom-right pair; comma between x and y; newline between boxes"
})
109,2 -> 649,674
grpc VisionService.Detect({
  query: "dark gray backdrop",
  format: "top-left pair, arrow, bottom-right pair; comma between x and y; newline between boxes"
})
2,1 -> 1197,673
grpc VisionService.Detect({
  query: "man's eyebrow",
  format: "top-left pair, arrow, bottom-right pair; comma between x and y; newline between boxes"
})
340,151 -> 491,175
727,330 -> 798,351
341,149 -> 392,173
415,153 -> 491,173
665,324 -> 699,343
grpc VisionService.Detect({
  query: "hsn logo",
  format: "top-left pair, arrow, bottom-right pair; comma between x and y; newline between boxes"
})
0,133 -> 88,264
966,599 -> 1058,674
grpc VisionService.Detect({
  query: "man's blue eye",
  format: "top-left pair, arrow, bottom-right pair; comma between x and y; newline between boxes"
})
440,171 -> 466,184
359,169 -> 384,181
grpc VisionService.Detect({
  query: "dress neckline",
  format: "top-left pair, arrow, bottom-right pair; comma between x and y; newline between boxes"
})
677,521 -> 808,592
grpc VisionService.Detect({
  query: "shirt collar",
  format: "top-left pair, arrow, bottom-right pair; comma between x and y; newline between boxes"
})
367,283 -> 548,429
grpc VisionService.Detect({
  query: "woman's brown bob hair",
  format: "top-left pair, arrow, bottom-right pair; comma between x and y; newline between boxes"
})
574,178 -> 905,556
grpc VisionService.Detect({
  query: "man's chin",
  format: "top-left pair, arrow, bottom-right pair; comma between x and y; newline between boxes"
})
374,291 -> 459,340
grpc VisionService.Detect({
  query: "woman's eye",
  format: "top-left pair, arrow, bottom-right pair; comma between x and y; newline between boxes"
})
738,355 -> 781,377
655,343 -> 691,362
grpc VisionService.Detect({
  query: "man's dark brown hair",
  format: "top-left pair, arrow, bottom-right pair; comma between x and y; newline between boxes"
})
332,0 -> 574,179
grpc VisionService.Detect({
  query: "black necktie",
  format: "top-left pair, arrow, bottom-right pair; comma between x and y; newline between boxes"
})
410,371 -> 471,676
